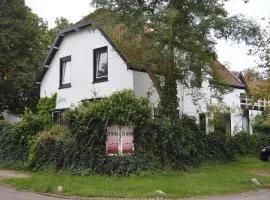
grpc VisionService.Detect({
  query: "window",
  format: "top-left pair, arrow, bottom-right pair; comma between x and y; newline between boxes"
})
199,113 -> 206,132
93,46 -> 108,83
60,56 -> 71,89
106,126 -> 134,155
52,109 -> 66,125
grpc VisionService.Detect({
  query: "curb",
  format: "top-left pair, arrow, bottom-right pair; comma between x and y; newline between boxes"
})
0,183 -> 168,200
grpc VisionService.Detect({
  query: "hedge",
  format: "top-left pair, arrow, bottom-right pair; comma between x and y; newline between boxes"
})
1,90 -> 270,176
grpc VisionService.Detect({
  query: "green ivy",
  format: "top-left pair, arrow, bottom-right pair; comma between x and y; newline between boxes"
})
0,94 -> 57,163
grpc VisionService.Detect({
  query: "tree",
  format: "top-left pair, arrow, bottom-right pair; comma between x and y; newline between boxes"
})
0,0 -> 49,115
243,68 -> 264,81
46,17 -> 71,44
91,0 -> 261,120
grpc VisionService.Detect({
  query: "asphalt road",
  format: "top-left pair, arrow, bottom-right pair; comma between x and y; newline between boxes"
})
0,186 -> 64,200
0,185 -> 270,200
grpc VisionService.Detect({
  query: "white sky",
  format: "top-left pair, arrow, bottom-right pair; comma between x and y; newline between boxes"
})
25,0 -> 270,71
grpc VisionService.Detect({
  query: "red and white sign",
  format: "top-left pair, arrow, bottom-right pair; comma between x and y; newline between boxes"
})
106,125 -> 134,155
121,126 -> 134,154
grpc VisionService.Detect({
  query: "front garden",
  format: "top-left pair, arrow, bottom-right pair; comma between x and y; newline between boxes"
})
0,90 -> 270,197
1,156 -> 270,198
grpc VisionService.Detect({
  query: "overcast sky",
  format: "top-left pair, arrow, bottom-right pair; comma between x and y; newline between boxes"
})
25,0 -> 270,72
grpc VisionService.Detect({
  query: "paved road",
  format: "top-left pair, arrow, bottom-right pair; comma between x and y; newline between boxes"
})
0,185 -> 270,200
0,186 -> 65,200
189,190 -> 270,200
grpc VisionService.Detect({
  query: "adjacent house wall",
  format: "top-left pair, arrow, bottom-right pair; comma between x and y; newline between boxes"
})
40,28 -> 134,109
2,111 -> 21,124
220,88 -> 244,135
179,80 -> 245,135
133,71 -> 159,106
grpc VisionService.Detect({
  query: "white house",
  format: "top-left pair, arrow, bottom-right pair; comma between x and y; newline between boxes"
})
37,17 -> 258,135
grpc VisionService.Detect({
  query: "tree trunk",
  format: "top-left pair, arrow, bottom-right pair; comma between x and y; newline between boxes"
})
160,74 -> 179,120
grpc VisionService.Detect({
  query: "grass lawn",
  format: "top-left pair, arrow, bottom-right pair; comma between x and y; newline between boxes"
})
1,156 -> 270,198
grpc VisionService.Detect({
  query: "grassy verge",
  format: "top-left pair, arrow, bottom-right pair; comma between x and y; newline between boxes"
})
1,156 -> 270,198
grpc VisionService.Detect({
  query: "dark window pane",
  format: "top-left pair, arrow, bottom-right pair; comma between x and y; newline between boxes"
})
96,51 -> 108,78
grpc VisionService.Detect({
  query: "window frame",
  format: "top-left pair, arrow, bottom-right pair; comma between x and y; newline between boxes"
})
199,113 -> 206,132
59,55 -> 72,89
52,109 -> 67,125
93,46 -> 108,83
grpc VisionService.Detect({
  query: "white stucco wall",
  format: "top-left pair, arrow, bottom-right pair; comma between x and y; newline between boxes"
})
133,71 -> 159,106
40,28 -> 134,109
219,89 -> 244,135
179,80 -> 245,135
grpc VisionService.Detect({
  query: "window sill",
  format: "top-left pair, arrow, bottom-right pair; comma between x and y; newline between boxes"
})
59,83 -> 71,89
93,79 -> 108,84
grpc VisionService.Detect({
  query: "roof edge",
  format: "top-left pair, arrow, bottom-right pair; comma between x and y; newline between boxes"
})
36,19 -> 138,83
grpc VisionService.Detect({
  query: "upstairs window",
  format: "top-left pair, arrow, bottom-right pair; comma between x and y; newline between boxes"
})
60,56 -> 71,89
93,46 -> 108,83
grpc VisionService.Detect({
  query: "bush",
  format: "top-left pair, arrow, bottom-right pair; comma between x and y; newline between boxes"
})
65,89 -> 152,131
132,115 -> 208,171
0,121 -> 24,161
0,94 -> 57,164
206,131 -> 235,161
28,125 -> 74,169
253,110 -> 270,135
232,131 -> 270,155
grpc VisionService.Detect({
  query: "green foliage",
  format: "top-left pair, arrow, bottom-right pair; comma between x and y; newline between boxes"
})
27,90 -> 153,175
46,17 -> 71,44
232,131 -> 270,155
208,104 -> 231,135
91,0 -> 261,119
0,95 -> 56,163
141,116 -> 208,169
65,89 -> 152,128
28,125 -> 74,169
0,121 -> 24,161
0,0 -> 50,114
36,94 -> 57,129
206,131 -> 235,161
253,109 -> 270,135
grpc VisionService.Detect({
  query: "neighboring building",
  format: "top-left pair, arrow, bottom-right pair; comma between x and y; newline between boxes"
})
1,111 -> 21,124
37,16 -> 259,135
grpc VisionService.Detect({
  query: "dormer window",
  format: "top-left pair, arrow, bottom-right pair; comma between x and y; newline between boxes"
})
93,46 -> 108,83
59,56 -> 71,89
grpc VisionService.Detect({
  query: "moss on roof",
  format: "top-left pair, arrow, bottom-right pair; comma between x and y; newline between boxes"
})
77,9 -> 244,88
80,9 -> 145,69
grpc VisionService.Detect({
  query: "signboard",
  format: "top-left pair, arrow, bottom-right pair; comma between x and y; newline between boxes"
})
121,126 -> 134,154
106,125 -> 134,155
106,126 -> 119,155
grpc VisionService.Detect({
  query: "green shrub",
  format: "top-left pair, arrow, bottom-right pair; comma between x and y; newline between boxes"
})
0,94 -> 57,164
0,121 -> 25,161
36,94 -> 57,129
65,90 -> 152,131
232,131 -> 270,155
206,131 -> 235,161
29,125 -> 74,169
253,110 -> 270,135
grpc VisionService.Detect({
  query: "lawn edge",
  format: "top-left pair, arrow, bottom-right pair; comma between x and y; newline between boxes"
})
1,182 -> 270,200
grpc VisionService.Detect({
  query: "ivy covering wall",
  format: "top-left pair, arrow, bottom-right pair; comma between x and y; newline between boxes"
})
0,90 -> 269,175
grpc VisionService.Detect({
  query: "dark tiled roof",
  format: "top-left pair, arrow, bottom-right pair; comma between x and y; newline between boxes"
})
212,60 -> 245,89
